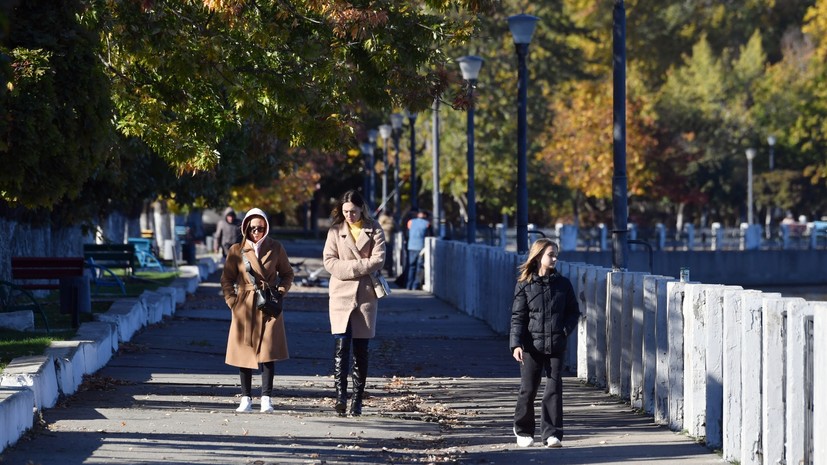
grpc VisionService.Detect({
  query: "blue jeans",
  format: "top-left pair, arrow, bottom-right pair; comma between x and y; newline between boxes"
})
406,248 -> 423,290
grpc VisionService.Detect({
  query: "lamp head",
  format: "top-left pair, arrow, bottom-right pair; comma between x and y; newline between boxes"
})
767,135 -> 776,146
404,108 -> 417,120
457,55 -> 484,81
745,148 -> 757,161
378,124 -> 392,139
508,13 -> 539,45
390,113 -> 404,130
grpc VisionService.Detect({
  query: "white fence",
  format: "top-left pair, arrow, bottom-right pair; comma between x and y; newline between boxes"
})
427,237 -> 826,464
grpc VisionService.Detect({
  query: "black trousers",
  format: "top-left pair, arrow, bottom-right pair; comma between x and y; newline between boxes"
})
239,361 -> 275,397
513,350 -> 564,442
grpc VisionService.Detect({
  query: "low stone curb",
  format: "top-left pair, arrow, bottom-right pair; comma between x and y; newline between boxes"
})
0,256 -> 217,453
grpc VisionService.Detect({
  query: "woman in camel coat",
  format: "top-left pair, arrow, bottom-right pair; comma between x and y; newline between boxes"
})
220,208 -> 294,413
323,190 -> 386,416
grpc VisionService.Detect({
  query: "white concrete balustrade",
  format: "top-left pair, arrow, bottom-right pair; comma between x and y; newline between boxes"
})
428,238 -> 825,464
0,257 -> 210,454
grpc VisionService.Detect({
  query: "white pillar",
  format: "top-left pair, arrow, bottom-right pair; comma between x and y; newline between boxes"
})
645,276 -> 673,418
682,283 -> 708,439
594,269 -> 610,389
741,291 -> 766,465
607,272 -> 624,396
704,286 -> 734,450
628,272 -> 647,407
785,300 -> 816,465
575,265 -> 594,381
723,288 -> 747,462
762,297 -> 788,464
666,281 -> 687,431
815,308 -> 827,465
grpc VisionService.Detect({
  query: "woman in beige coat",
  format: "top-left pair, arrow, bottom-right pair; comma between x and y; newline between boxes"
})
220,208 -> 294,413
323,190 -> 386,416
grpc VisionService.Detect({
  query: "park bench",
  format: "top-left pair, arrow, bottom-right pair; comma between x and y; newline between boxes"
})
2,257 -> 88,331
83,243 -> 137,276
127,237 -> 165,271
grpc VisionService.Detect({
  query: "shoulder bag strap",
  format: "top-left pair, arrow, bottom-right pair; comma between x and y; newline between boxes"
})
242,255 -> 260,290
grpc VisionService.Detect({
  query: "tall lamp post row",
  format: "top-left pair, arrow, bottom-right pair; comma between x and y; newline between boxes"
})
357,13 -> 539,252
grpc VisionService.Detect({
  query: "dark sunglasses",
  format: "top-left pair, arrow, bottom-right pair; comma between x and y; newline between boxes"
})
249,226 -> 266,233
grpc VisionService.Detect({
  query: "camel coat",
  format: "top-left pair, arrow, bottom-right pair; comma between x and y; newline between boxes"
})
220,216 -> 294,369
323,220 -> 386,338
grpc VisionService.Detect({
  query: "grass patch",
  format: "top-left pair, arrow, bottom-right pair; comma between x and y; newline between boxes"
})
0,329 -> 75,371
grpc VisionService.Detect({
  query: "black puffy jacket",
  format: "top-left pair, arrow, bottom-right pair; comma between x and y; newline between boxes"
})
509,271 -> 581,355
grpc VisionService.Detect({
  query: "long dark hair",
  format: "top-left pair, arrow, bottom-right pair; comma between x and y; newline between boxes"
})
331,189 -> 374,225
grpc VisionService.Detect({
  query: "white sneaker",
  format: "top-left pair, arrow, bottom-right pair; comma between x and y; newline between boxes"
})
260,395 -> 274,413
235,396 -> 252,412
546,436 -> 562,448
513,426 -> 534,447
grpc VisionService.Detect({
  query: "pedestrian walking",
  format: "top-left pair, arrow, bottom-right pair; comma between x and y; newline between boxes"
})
214,207 -> 243,258
378,208 -> 397,275
510,238 -> 581,448
220,207 -> 294,413
405,209 -> 431,290
323,190 -> 386,416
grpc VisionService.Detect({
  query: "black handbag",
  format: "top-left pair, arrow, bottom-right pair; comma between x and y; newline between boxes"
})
244,256 -> 283,318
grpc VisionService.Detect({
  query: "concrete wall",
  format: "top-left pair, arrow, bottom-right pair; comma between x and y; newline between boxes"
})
430,238 -> 825,464
561,249 -> 827,286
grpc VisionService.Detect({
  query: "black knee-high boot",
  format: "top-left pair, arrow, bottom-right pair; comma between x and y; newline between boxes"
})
333,338 -> 350,416
350,338 -> 369,416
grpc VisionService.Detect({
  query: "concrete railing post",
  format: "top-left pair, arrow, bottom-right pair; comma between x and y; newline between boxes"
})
723,288 -> 746,461
629,272 -> 647,408
666,281 -> 687,431
741,291 -> 765,465
785,300 -> 817,465
762,297 -> 789,464
607,272 -> 624,396
683,283 -> 708,439
815,308 -> 827,465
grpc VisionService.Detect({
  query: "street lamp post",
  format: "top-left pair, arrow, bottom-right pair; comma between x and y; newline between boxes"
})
432,98 -> 442,237
767,135 -> 776,171
508,13 -> 539,255
390,113 -> 404,225
406,109 -> 418,211
367,129 -> 378,211
746,147 -> 757,225
765,135 -> 777,239
378,124 -> 392,215
360,140 -> 375,211
458,55 -> 484,244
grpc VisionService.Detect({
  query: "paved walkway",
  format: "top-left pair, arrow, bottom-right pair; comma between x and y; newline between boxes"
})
0,241 -> 726,465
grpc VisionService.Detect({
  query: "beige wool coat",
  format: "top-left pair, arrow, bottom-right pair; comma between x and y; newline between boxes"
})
323,220 -> 386,338
220,213 -> 294,369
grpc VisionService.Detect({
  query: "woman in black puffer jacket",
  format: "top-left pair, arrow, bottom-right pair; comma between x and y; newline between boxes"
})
509,238 -> 581,449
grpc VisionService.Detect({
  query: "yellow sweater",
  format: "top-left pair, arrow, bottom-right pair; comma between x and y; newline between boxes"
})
347,220 -> 363,242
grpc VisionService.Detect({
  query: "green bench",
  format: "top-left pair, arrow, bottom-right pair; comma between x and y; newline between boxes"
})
83,243 -> 137,276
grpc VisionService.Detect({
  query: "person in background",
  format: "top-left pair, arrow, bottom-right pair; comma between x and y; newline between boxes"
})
509,238 -> 581,448
323,190 -> 386,416
377,208 -> 397,275
220,208 -> 294,413
214,207 -> 242,258
405,209 -> 431,290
